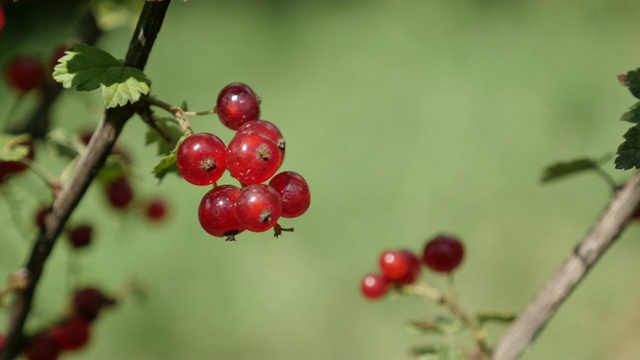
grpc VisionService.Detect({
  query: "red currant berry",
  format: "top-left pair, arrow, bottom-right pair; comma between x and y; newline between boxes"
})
360,273 -> 389,300
199,185 -> 245,239
237,120 -> 286,165
0,333 -> 5,353
226,131 -> 281,185
0,6 -> 5,33
105,176 -> 134,209
177,133 -> 227,186
396,250 -> 421,285
72,287 -> 114,322
67,224 -> 93,249
35,206 -> 50,228
216,82 -> 261,130
379,250 -> 411,280
5,55 -> 45,92
24,333 -> 60,360
268,171 -> 310,218
49,318 -> 91,351
0,140 -> 34,183
145,198 -> 168,222
422,235 -> 465,273
235,184 -> 282,232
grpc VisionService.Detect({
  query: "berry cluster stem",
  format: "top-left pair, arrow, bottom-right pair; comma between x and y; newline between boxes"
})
0,2 -> 171,359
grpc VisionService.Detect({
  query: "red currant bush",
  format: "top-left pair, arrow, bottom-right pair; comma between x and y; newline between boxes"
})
198,185 -> 245,239
361,273 -> 389,300
177,133 -> 227,186
235,184 -> 282,232
268,171 -> 310,218
226,131 -> 282,185
216,82 -> 261,130
5,55 -> 46,92
422,235 -> 465,273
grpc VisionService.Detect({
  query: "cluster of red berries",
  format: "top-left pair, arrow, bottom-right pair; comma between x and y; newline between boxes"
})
19,287 -> 115,360
361,235 -> 465,300
176,82 -> 311,240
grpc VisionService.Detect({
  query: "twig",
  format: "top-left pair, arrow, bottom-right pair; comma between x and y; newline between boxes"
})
0,2 -> 171,359
491,170 -> 640,360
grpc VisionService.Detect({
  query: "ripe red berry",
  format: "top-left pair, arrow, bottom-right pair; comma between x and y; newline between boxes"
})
67,224 -> 93,249
145,198 -> 168,222
177,133 -> 227,186
0,140 -> 34,184
49,318 -> 91,351
268,171 -> 310,218
105,176 -> 133,209
5,55 -> 45,92
235,184 -> 282,232
422,235 -> 465,273
396,250 -> 421,285
72,287 -> 113,322
379,250 -> 411,280
0,6 -> 5,34
35,206 -> 50,228
237,120 -> 285,165
226,131 -> 281,185
24,333 -> 60,360
360,273 -> 389,300
199,185 -> 245,239
216,82 -> 261,130
0,333 -> 6,353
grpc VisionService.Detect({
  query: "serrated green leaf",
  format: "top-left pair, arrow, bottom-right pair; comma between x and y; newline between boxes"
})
621,102 -> 640,123
624,68 -> 640,99
45,128 -> 85,159
152,135 -> 186,182
615,123 -> 640,169
541,158 -> 598,182
0,133 -> 31,162
52,44 -> 150,108
144,117 -> 183,155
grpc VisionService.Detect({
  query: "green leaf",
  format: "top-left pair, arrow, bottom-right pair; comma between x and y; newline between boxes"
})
411,345 -> 465,360
476,311 -> 516,325
621,102 -> 640,123
144,117 -> 183,155
52,44 -> 150,108
616,123 -> 640,169
0,133 -> 31,162
152,135 -> 186,182
541,158 -> 599,182
45,128 -> 85,159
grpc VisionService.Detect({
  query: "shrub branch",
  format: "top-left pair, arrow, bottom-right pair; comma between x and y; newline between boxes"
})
0,2 -> 171,359
491,170 -> 640,360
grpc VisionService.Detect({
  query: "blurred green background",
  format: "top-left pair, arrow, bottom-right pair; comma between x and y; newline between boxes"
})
2,1 -> 640,359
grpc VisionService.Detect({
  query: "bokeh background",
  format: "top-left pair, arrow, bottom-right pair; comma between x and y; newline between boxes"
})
2,1 -> 640,359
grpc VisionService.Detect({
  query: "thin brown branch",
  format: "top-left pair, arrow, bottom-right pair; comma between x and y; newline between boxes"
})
491,170 -> 640,360
0,2 -> 171,359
